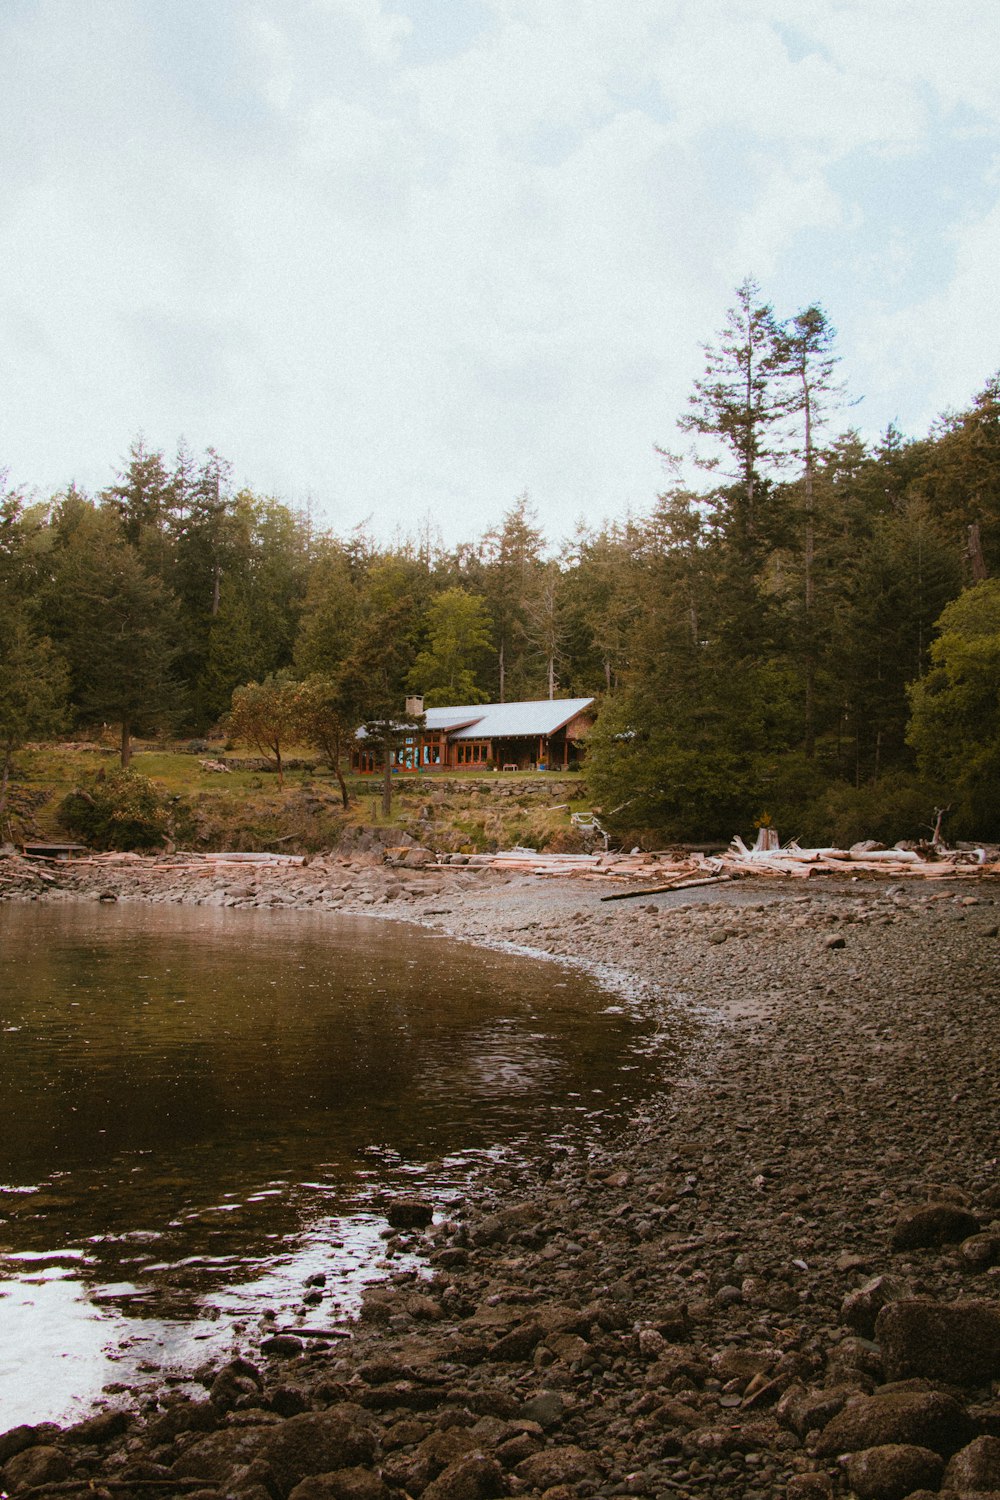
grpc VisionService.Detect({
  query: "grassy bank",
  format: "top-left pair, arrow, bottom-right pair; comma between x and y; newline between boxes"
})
3,740 -> 594,855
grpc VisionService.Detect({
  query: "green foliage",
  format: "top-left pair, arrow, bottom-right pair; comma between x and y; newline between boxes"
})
293,675 -> 353,806
227,674 -> 301,786
907,579 -> 1000,836
408,587 -> 492,705
59,767 -> 170,850
0,604 -> 69,816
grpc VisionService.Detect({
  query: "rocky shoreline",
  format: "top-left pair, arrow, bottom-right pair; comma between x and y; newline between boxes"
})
2,852 -> 1000,1500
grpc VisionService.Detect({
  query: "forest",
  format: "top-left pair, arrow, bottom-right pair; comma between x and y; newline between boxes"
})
1,280 -> 999,844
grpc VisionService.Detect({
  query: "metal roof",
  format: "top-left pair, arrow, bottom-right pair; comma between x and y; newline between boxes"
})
425,697 -> 595,740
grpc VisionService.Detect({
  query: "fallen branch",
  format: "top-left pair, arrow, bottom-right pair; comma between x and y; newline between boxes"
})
275,1325 -> 352,1339
600,874 -> 730,901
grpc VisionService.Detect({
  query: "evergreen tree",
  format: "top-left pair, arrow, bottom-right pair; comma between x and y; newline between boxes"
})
0,603 -> 68,822
907,578 -> 1000,834
45,509 -> 182,765
407,588 -> 493,706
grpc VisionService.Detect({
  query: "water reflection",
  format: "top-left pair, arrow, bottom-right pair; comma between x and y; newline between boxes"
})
0,903 -> 668,1424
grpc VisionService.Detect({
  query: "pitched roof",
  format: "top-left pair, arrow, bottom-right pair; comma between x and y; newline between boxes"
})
425,697 -> 595,739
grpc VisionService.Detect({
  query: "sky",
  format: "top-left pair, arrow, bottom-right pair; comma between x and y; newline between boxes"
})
2,0 -> 999,547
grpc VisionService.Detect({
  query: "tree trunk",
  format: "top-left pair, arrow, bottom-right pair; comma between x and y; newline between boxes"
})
120,720 -> 132,768
335,761 -> 349,809
0,751 -> 10,823
382,747 -> 392,819
498,639 -> 505,703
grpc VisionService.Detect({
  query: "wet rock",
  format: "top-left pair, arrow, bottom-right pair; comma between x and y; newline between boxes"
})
171,1426 -> 277,1486
840,1442 -> 943,1500
813,1389 -> 971,1458
63,1407 -> 131,1445
269,1385 -> 313,1417
145,1398 -> 219,1443
2,1443 -> 72,1491
943,1435 -> 1000,1491
210,1357 -> 263,1411
875,1298 -> 1000,1384
386,1198 -> 435,1230
890,1202 -> 980,1250
0,1426 -> 41,1466
261,1334 -> 306,1357
174,1406 -> 375,1498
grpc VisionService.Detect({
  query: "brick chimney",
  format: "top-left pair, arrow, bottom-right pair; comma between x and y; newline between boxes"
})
405,695 -> 424,717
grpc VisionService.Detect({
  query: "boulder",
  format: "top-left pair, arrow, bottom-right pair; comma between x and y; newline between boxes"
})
943,1435 -> 1000,1491
890,1203 -> 980,1250
385,1198 -> 435,1229
875,1299 -> 1000,1385
514,1444 -> 598,1489
173,1407 -> 375,1498
960,1232 -> 1000,1271
2,1444 -> 72,1492
288,1469 -> 392,1500
421,1454 -> 506,1500
841,1443 -> 943,1500
813,1389 -> 971,1457
63,1408 -> 131,1445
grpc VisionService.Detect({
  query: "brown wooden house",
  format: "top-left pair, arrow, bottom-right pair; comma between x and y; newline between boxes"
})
352,696 -> 596,774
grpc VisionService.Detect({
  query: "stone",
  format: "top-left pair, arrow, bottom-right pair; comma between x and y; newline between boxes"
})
943,1435 -> 1000,1491
262,1409 -> 378,1497
2,1444 -> 72,1491
960,1232 -> 1000,1271
0,1426 -> 41,1466
875,1298 -> 1000,1385
63,1407 -> 131,1444
841,1443 -> 943,1500
890,1203 -> 980,1250
519,1391 -> 567,1429
288,1469 -> 392,1500
813,1389 -> 971,1458
173,1406 -> 375,1498
421,1453 -> 506,1500
841,1276 -> 910,1337
261,1334 -> 305,1357
514,1444 -> 598,1489
486,1321 -> 544,1361
786,1475 -> 833,1499
385,1198 -> 435,1229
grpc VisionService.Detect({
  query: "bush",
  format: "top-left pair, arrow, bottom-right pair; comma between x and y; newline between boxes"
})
59,767 -> 170,850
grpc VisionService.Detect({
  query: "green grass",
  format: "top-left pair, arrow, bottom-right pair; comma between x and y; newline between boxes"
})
5,741 -> 593,853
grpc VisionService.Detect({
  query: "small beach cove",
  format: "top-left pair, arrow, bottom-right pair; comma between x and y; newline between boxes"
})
1,850 -> 999,1500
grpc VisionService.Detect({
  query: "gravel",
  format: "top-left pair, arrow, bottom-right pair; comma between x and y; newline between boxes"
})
1,852 -> 999,1500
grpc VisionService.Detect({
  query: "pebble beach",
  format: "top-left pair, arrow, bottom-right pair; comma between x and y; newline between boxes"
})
1,851 -> 999,1500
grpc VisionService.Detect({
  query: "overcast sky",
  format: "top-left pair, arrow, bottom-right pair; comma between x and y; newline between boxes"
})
2,0 -> 998,546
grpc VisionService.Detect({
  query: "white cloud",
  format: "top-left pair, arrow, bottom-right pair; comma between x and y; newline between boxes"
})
0,0 -> 997,540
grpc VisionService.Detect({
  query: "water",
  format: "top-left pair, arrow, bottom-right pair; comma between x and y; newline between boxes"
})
0,903 -> 666,1426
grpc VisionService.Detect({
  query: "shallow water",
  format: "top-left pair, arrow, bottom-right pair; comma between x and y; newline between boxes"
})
0,902 -> 666,1425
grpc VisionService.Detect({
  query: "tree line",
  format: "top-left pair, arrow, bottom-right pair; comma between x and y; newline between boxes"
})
1,278 -> 998,841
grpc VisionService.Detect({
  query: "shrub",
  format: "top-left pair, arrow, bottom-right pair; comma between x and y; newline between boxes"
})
59,767 -> 170,850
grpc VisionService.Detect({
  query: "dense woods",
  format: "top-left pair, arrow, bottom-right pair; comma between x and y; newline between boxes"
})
2,281 -> 999,842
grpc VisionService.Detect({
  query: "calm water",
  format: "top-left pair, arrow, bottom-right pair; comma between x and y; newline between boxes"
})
0,903 -> 666,1426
